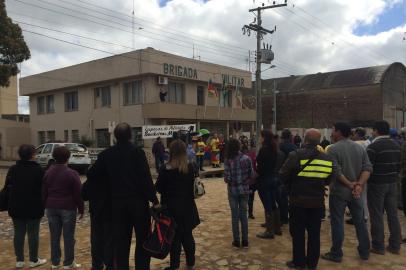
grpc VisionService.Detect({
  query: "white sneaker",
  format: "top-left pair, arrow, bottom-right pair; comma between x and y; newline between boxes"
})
63,262 -> 81,269
30,258 -> 47,268
16,262 -> 24,269
51,265 -> 60,269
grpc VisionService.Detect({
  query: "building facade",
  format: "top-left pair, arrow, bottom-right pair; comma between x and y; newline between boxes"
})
20,48 -> 255,147
260,62 -> 406,130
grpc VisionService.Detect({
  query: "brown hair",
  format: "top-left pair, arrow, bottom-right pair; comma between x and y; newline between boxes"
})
18,144 -> 36,161
168,140 -> 189,174
52,146 -> 71,164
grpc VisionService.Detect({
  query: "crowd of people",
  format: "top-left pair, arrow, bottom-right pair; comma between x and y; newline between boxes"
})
1,121 -> 406,270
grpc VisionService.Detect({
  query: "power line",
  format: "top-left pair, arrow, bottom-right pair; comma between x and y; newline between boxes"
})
12,0 -> 303,77
71,0 -> 249,53
21,0 -> 249,60
14,0 -> 248,63
273,8 -> 377,69
19,29 -> 253,87
289,3 -> 397,63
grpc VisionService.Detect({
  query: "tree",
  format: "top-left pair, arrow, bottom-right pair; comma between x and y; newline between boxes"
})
0,0 -> 30,87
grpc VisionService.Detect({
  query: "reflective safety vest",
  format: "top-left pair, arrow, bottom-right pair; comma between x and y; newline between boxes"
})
289,154 -> 333,207
297,159 -> 333,179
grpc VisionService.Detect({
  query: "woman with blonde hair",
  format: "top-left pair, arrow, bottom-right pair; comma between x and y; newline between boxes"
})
156,139 -> 200,270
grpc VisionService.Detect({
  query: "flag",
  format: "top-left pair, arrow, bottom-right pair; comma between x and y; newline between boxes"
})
235,83 -> 242,108
207,79 -> 217,98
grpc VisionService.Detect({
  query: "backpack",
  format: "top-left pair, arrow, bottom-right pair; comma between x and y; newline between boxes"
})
143,209 -> 176,260
194,177 -> 205,199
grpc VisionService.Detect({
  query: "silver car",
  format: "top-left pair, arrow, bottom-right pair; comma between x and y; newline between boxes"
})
35,143 -> 92,174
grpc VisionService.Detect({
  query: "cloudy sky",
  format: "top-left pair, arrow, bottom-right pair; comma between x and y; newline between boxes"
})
4,0 -> 406,113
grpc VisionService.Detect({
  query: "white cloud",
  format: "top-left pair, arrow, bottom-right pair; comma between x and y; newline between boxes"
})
4,0 -> 406,113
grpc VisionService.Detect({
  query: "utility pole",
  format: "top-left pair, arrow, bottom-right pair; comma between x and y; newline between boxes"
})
243,1 -> 287,147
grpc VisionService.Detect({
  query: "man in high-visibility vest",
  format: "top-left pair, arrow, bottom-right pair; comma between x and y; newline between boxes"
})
280,129 -> 337,270
196,137 -> 206,171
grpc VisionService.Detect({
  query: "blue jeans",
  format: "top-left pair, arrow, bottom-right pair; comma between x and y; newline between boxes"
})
368,183 -> 402,251
12,218 -> 41,262
329,195 -> 370,259
257,176 -> 278,214
228,191 -> 249,242
154,155 -> 163,172
46,209 -> 77,266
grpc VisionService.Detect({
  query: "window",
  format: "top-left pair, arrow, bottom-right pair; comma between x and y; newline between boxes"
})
38,131 -> 46,145
71,130 -> 80,143
197,86 -> 205,106
64,130 -> 69,142
123,81 -> 143,105
168,82 -> 185,104
36,144 -> 45,154
65,91 -> 79,111
132,127 -> 144,147
43,144 -> 53,154
37,96 -> 45,114
96,129 -> 110,148
94,86 -> 111,108
47,131 -> 55,142
46,95 -> 55,113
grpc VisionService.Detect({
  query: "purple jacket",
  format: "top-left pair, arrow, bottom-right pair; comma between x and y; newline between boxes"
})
42,164 -> 84,214
152,141 -> 165,158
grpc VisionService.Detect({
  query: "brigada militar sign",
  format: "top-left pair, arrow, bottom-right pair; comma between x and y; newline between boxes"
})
163,63 -> 198,79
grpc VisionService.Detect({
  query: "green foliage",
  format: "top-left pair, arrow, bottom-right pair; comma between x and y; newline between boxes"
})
79,135 -> 95,147
0,0 -> 30,87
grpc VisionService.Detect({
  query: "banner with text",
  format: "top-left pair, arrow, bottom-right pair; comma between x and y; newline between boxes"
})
142,124 -> 197,139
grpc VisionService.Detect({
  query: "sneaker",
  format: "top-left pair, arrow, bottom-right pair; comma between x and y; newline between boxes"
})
242,240 -> 249,248
232,240 -> 240,248
256,231 -> 274,239
285,261 -> 305,270
386,246 -> 400,255
51,265 -> 60,269
321,252 -> 342,263
16,262 -> 24,269
370,248 -> 385,255
248,214 -> 255,219
30,258 -> 47,268
63,262 -> 81,269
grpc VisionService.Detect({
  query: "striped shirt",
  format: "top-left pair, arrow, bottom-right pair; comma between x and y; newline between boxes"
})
224,153 -> 254,195
367,136 -> 401,184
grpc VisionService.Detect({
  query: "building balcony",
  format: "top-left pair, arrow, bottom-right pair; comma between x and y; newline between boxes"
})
142,102 -> 256,122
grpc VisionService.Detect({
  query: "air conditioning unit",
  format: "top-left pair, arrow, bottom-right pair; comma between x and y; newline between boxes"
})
158,76 -> 168,85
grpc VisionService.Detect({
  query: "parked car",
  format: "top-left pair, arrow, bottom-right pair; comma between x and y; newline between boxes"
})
35,143 -> 92,174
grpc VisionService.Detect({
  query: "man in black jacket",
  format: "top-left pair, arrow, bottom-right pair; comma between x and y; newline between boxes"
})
367,121 -> 402,254
280,129 -> 337,270
86,123 -> 159,270
82,160 -> 113,270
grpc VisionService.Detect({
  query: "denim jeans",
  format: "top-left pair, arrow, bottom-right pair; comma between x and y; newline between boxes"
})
329,194 -> 370,259
228,191 -> 249,242
197,155 -> 204,170
154,155 -> 163,172
368,183 -> 402,251
46,209 -> 77,266
12,218 -> 41,262
257,176 -> 278,214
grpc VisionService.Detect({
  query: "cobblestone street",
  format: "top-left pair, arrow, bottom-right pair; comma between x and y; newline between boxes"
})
1,171 -> 406,269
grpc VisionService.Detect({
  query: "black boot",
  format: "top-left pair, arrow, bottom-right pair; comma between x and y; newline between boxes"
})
256,213 -> 274,239
273,209 -> 282,236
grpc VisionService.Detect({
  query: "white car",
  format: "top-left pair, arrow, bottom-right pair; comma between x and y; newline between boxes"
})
36,143 -> 92,174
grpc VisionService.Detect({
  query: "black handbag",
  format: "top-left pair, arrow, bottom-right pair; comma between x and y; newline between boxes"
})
143,207 -> 176,259
0,166 -> 15,212
0,185 -> 10,211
